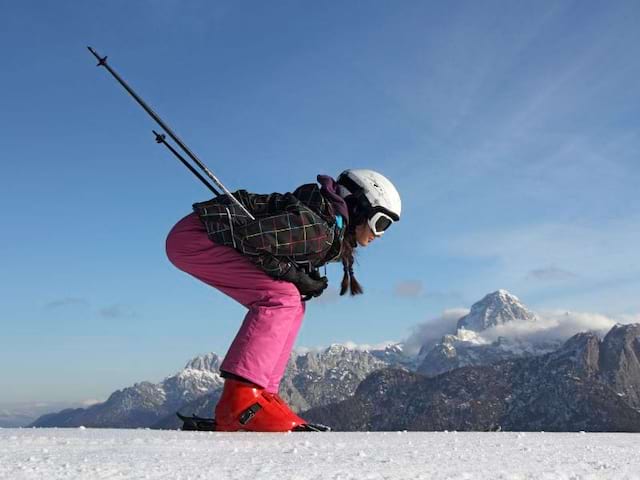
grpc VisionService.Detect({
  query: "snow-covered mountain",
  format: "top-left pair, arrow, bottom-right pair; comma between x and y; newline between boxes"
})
303,323 -> 640,432
32,289 -> 627,430
32,353 -> 224,428
418,290 -> 560,376
370,343 -> 419,370
456,289 -> 537,331
30,289 -> 562,428
281,343 -> 402,411
154,343 -> 409,429
32,343 -> 407,429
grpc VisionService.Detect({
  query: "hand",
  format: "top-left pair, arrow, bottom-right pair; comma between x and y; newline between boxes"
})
281,266 -> 328,297
308,268 -> 323,281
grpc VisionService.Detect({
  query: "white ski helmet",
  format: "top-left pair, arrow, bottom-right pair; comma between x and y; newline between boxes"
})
336,169 -> 401,236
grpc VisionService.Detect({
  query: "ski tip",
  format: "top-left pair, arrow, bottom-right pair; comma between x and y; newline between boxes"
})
176,411 -> 187,420
177,412 -> 217,432
292,423 -> 332,432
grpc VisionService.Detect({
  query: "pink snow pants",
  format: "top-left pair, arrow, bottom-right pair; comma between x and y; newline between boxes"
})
165,212 -> 305,393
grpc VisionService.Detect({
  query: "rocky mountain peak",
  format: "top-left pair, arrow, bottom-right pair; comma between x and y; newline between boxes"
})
456,289 -> 536,332
382,343 -> 404,354
325,343 -> 352,354
304,324 -> 640,432
547,331 -> 601,377
601,323 -> 640,357
183,353 -> 222,372
599,323 -> 640,409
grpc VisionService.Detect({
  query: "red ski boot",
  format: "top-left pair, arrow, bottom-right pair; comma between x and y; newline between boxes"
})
261,392 -> 307,424
261,392 -> 332,432
214,378 -> 306,432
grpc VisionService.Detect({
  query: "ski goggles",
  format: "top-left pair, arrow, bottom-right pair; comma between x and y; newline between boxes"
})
368,211 -> 394,236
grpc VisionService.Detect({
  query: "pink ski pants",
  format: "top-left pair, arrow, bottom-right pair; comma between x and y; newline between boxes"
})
165,212 -> 305,393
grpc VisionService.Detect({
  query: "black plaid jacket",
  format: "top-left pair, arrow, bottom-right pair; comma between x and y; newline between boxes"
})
192,183 -> 345,278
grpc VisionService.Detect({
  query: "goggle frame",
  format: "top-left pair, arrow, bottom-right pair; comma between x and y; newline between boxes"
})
368,211 -> 394,236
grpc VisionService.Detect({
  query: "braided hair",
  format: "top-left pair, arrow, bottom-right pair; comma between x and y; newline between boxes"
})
339,196 -> 367,296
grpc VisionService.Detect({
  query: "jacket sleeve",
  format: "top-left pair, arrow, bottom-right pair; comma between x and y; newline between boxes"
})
252,252 -> 295,278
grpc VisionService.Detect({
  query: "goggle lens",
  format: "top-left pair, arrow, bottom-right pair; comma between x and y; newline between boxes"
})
375,216 -> 392,232
370,214 -> 393,235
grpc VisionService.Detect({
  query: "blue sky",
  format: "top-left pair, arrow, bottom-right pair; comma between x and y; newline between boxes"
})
1,0 -> 639,404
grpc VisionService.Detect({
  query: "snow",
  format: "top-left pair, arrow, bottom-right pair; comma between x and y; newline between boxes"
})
1,429 -> 639,479
454,328 -> 486,344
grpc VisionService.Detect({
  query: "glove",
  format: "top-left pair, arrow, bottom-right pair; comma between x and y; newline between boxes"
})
281,266 -> 328,297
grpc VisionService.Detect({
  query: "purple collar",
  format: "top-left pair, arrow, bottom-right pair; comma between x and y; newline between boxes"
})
317,174 -> 350,223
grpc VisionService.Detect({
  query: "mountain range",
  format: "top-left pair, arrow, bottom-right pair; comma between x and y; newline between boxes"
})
31,290 -> 640,431
303,324 -> 640,431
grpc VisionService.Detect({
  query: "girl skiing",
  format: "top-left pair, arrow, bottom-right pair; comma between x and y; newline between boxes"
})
166,169 -> 401,432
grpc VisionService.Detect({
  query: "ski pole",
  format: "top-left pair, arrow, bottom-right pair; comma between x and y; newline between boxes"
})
152,130 -> 219,195
87,46 -> 255,221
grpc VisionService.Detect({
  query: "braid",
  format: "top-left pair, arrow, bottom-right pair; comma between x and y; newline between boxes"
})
340,243 -> 362,296
339,205 -> 366,296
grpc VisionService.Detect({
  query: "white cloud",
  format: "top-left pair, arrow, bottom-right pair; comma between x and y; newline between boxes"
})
476,310 -> 621,344
401,301 -> 639,356
402,308 -> 470,356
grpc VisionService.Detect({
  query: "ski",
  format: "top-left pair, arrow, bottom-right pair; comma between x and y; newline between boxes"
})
177,412 -> 217,431
292,422 -> 332,432
176,412 -> 331,432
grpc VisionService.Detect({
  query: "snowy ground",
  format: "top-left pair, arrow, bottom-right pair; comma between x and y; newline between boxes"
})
1,428 -> 639,480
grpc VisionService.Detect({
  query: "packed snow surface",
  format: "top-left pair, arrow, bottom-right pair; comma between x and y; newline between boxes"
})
1,428 -> 639,479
